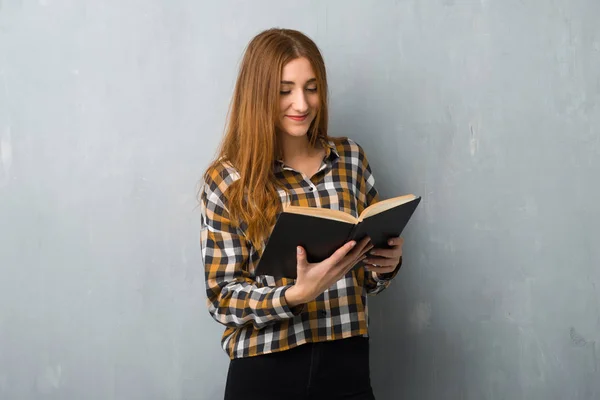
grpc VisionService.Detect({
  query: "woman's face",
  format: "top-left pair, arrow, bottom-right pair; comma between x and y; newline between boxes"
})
278,57 -> 320,138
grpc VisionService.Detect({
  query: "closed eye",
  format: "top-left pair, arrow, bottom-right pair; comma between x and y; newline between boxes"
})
280,88 -> 317,95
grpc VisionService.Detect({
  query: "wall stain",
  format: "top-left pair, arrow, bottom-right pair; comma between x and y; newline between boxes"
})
570,327 -> 588,346
570,327 -> 598,372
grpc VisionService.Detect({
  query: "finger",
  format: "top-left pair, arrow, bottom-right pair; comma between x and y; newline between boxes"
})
387,236 -> 404,247
354,245 -> 374,262
365,264 -> 397,274
346,236 -> 372,260
365,258 -> 398,271
363,256 -> 398,267
341,254 -> 367,276
337,247 -> 368,272
328,240 -> 357,266
296,246 -> 309,268
359,242 -> 375,257
337,242 -> 370,272
355,236 -> 372,253
368,248 -> 402,259
333,237 -> 371,275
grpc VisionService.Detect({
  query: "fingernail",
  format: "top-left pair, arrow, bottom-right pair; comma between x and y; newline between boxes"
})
350,241 -> 356,247
297,247 -> 303,254
388,240 -> 394,245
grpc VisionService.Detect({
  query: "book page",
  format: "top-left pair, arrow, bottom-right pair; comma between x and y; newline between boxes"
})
283,205 -> 358,224
359,194 -> 418,221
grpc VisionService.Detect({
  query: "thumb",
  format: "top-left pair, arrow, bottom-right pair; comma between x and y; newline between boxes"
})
296,246 -> 308,267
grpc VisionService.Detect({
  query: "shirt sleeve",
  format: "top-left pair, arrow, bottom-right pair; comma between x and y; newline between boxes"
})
199,165 -> 302,330
354,141 -> 402,295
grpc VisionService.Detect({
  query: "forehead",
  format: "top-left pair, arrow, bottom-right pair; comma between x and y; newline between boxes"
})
281,57 -> 316,82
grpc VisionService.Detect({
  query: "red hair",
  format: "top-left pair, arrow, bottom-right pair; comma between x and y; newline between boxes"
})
203,28 -> 332,246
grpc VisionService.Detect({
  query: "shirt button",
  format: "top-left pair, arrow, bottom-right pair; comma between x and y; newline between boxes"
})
319,310 -> 327,317
309,187 -> 314,191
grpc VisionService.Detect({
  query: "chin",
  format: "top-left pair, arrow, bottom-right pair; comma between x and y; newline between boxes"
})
282,128 -> 310,137
280,121 -> 315,138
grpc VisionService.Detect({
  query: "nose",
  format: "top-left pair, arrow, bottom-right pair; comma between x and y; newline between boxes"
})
291,90 -> 309,114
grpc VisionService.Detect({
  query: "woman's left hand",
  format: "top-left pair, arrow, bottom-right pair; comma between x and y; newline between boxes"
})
363,236 -> 404,275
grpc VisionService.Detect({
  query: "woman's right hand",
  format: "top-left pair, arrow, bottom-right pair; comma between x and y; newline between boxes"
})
284,236 -> 373,307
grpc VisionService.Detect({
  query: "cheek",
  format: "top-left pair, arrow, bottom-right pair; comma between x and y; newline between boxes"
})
309,95 -> 320,112
279,98 -> 290,116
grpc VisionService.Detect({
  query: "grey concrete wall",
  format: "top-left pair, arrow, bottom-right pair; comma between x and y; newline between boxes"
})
362,1 -> 600,399
0,1 -> 598,399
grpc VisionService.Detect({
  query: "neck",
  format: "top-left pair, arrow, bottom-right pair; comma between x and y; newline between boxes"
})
278,133 -> 315,162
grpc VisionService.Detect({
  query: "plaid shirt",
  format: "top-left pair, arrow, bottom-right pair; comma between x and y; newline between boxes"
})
200,137 -> 401,359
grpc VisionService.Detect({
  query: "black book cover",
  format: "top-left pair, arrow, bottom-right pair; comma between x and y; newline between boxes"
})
255,213 -> 354,279
254,196 -> 421,279
349,196 -> 421,249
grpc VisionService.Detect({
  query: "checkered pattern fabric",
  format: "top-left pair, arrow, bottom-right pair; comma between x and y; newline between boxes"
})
200,137 -> 400,359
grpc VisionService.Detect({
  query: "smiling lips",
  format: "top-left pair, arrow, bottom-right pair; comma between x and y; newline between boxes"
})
286,114 -> 308,122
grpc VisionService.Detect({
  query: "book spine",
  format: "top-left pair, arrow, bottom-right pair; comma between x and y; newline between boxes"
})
346,223 -> 360,242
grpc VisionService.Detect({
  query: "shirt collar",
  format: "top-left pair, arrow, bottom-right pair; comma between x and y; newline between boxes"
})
320,136 -> 340,162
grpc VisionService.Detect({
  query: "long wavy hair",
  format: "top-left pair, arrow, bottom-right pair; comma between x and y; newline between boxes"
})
203,28 -> 331,246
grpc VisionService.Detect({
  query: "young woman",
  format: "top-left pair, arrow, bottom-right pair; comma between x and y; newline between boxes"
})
199,28 -> 404,400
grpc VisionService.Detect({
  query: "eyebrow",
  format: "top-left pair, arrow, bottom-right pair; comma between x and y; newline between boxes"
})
280,78 -> 317,85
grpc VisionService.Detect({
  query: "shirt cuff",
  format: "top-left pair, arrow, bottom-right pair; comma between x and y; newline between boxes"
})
277,285 -> 305,317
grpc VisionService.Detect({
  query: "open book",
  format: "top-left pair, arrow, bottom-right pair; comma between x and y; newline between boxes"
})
254,194 -> 421,279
